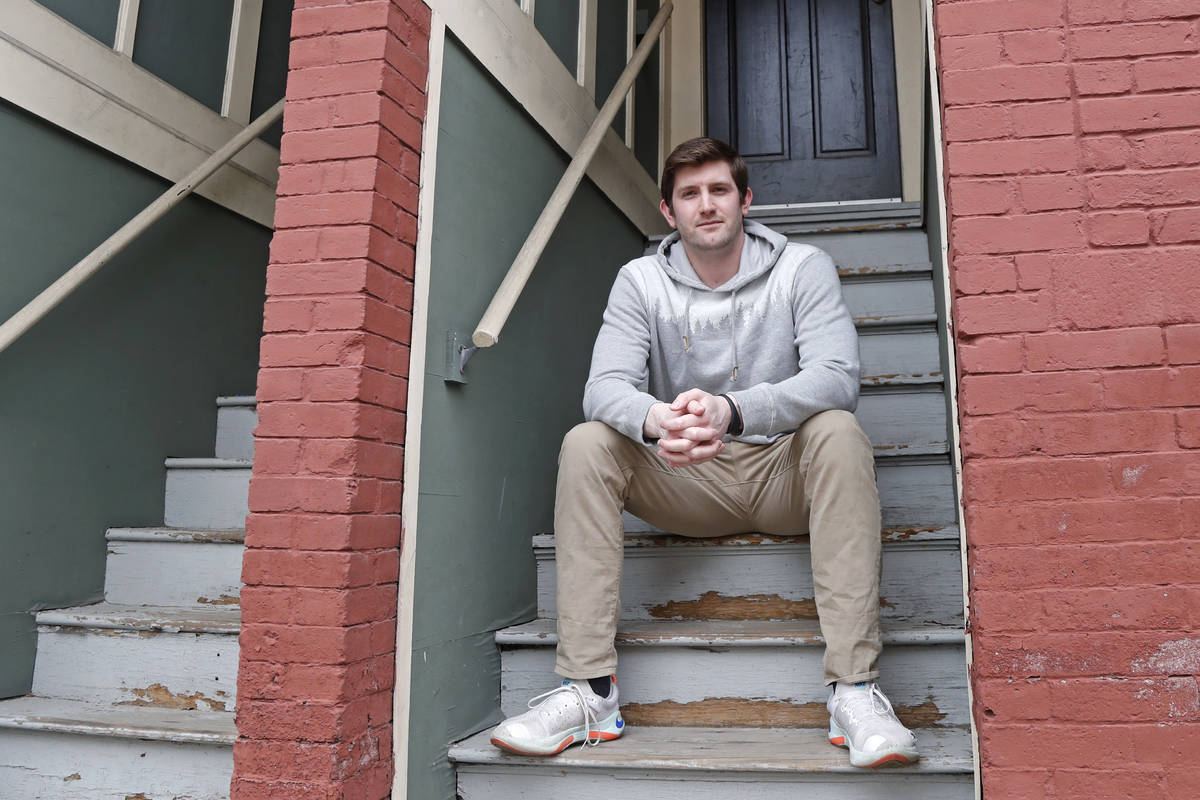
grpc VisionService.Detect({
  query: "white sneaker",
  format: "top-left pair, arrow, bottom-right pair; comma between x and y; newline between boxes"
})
827,681 -> 920,768
490,677 -> 624,756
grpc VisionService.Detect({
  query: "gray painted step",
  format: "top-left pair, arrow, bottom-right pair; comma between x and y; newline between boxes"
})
857,386 -> 948,456
534,537 -> 964,627
498,619 -> 968,728
32,604 -> 238,710
452,725 -> 973,799
860,326 -> 942,386
844,275 -> 937,328
0,696 -> 232,800
164,458 -> 251,530
104,527 -> 245,608
215,395 -> 257,461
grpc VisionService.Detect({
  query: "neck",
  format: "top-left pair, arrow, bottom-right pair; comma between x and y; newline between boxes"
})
681,228 -> 745,289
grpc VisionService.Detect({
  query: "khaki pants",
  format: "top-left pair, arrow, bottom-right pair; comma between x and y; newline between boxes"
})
554,409 -> 882,686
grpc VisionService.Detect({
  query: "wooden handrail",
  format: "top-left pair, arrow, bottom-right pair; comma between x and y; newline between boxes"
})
0,98 -> 285,356
471,1 -> 673,349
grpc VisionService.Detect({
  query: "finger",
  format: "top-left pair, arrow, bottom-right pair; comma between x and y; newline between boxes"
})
687,439 -> 724,460
688,399 -> 707,416
657,435 -> 697,453
670,387 -> 706,410
657,448 -> 695,467
660,413 -> 706,431
679,426 -> 720,442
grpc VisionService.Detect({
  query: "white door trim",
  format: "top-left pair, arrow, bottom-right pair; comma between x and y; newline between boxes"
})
0,0 -> 279,227
390,12 -> 447,800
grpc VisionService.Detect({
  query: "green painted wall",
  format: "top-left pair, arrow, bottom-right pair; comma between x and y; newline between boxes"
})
0,102 -> 269,697
34,0 -> 119,46
133,0 -> 235,113
407,38 -> 644,800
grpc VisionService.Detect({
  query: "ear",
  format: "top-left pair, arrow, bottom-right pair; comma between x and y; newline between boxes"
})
740,187 -> 753,216
659,198 -> 678,228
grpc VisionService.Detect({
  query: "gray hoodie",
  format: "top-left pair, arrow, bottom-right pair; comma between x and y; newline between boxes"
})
583,219 -> 859,445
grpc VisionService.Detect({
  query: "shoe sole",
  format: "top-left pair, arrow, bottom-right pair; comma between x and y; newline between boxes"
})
828,718 -> 919,769
491,710 -> 624,756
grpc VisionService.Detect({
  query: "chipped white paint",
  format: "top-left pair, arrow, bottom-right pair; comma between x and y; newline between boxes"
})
105,533 -> 243,607
0,725 -> 232,800
164,458 -> 251,529
499,619 -> 969,725
536,539 -> 964,627
32,606 -> 238,709
215,395 -> 257,460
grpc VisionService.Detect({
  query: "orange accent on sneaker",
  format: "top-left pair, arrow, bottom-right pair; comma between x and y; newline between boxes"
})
863,753 -> 915,768
489,734 -> 576,756
589,731 -> 622,742
829,736 -> 846,746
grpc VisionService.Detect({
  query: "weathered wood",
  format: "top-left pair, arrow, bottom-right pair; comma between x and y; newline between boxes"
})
452,725 -> 974,799
105,535 -> 243,607
163,458 -> 251,530
856,387 -> 948,455
499,620 -> 969,726
535,540 -> 963,626
844,276 -> 937,327
859,327 -> 942,386
32,605 -> 239,709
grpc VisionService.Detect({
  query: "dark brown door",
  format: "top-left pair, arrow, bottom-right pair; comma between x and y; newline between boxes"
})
706,0 -> 902,205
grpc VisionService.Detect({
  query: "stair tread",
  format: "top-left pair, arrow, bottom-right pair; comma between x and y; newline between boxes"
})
106,526 -> 246,543
451,723 -> 973,774
533,524 -> 961,550
36,602 -> 240,633
498,618 -> 963,647
215,395 -> 256,406
164,457 -> 252,469
0,696 -> 235,744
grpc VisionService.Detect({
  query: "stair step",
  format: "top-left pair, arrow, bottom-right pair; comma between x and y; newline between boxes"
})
498,619 -> 968,728
845,275 -> 937,329
215,395 -> 257,461
860,327 -> 942,387
533,536 -> 963,626
32,604 -> 239,710
875,456 -> 957,527
164,457 -> 251,530
452,724 -> 973,799
105,528 -> 244,608
0,696 -> 232,799
856,386 -> 948,456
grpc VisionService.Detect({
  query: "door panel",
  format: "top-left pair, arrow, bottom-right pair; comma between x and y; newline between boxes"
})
706,0 -> 902,205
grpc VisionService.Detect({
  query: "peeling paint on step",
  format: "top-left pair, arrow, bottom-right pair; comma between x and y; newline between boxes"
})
648,591 -> 819,621
64,773 -> 81,782
197,595 -> 239,606
620,697 -> 946,728
119,684 -> 228,712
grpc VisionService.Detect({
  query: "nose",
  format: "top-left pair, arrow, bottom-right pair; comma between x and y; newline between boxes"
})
698,190 -> 716,212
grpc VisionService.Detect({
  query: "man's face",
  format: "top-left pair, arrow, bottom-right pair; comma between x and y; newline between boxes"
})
660,160 -> 753,253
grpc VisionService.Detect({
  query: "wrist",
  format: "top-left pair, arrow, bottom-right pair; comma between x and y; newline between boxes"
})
719,393 -> 743,436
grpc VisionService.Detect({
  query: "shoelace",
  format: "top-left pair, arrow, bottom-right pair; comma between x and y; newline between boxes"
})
839,683 -> 894,726
526,682 -> 601,748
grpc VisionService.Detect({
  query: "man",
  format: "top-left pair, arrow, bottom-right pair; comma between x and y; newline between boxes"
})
490,137 -> 918,769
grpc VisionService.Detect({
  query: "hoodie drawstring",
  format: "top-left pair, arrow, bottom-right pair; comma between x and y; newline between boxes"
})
682,292 -> 693,351
730,289 -> 739,382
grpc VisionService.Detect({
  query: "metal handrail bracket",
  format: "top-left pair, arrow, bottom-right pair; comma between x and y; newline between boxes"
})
446,1 -> 673,382
0,98 -> 286,356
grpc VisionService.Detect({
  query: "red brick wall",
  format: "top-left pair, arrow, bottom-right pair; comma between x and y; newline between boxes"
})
233,2 -> 430,798
935,0 -> 1200,796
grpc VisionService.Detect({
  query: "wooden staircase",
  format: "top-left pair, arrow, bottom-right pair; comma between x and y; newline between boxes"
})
0,397 -> 255,799
449,229 -> 975,797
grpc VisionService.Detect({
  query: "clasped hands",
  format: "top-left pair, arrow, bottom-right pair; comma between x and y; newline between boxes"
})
643,388 -> 735,467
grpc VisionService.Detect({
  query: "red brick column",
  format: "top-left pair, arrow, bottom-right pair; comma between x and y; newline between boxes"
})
233,2 -> 430,798
935,0 -> 1200,796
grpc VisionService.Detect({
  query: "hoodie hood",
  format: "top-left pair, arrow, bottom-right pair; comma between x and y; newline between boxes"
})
654,219 -> 788,292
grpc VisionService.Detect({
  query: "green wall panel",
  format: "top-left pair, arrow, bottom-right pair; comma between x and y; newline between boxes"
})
596,2 -> 628,137
34,0 -> 119,46
407,38 -> 643,800
634,0 -> 661,178
251,0 -> 295,149
0,102 -> 268,697
534,1 -> 578,77
133,0 -> 235,113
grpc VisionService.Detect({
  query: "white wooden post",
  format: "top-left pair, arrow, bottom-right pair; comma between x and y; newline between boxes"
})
222,0 -> 264,123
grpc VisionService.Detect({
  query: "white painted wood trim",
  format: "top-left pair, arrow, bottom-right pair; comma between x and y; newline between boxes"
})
577,0 -> 598,96
0,0 -> 278,226
894,0 -> 925,204
625,0 -> 636,148
521,0 -> 535,18
114,0 -> 140,56
427,0 -> 666,235
663,0 -> 703,156
223,0 -> 264,123
923,1 -> 980,796
392,14 -> 446,800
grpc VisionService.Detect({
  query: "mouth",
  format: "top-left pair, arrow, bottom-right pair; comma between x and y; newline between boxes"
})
698,220 -> 722,228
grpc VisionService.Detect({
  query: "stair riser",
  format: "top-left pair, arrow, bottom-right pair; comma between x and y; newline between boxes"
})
104,540 -> 244,607
856,391 -> 947,456
459,769 -> 973,799
215,405 -> 257,460
859,329 -> 941,386
165,468 -> 250,529
0,728 -> 231,800
843,276 -> 936,327
501,643 -> 969,727
536,543 -> 963,626
32,628 -> 237,709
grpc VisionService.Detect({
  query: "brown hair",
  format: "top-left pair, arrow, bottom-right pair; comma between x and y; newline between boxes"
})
660,137 -> 749,208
